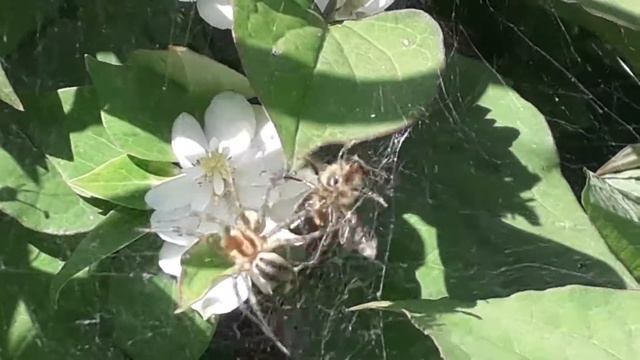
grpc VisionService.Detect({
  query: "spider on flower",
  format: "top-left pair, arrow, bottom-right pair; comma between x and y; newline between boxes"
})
274,145 -> 389,270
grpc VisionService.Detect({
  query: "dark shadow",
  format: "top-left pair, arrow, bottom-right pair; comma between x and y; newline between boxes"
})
375,54 -> 631,359
403,0 -> 640,195
387,54 -> 627,304
0,216 -> 213,359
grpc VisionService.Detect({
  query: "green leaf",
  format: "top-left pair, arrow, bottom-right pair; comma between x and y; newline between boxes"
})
23,87 -> 125,181
0,0 -> 63,56
178,234 -> 234,310
385,55 -> 637,305
128,47 -> 255,100
596,144 -> 640,175
69,154 -> 167,209
234,1 -> 445,166
0,121 -> 104,234
353,285 -> 640,360
108,236 -> 216,360
552,0 -> 640,30
0,63 -> 23,110
49,208 -> 147,305
538,0 -> 640,72
582,171 -> 640,280
0,217 -> 124,359
88,48 -> 254,162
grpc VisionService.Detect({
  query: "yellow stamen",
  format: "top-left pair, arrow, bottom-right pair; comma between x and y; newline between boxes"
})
198,152 -> 232,184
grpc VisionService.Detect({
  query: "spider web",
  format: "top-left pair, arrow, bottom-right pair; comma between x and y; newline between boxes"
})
2,0 -> 640,359
201,1 -> 640,358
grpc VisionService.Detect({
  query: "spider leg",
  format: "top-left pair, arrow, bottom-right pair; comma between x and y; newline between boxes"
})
238,283 -> 290,356
264,206 -> 314,238
359,188 -> 388,208
283,174 -> 316,189
338,140 -> 357,162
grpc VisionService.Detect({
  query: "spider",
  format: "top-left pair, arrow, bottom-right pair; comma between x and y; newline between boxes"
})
279,148 -> 387,269
221,210 -> 297,296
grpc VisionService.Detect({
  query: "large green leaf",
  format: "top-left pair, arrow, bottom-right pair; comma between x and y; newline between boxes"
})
582,171 -> 640,280
353,285 -> 640,360
70,154 -> 166,209
49,208 -> 147,304
234,1 -> 445,166
108,236 -> 216,360
0,63 -> 23,110
0,217 -> 123,359
178,234 -> 234,310
88,48 -> 254,162
385,55 -> 637,306
0,121 -> 104,234
21,87 -> 125,186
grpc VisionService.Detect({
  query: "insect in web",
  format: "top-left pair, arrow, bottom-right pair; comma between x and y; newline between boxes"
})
278,144 -> 389,269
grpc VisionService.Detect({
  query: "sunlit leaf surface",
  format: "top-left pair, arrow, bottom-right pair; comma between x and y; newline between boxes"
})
88,48 -> 254,162
0,122 -> 104,234
582,170 -> 640,280
234,0 -> 445,166
49,208 -> 148,304
355,285 -> 640,360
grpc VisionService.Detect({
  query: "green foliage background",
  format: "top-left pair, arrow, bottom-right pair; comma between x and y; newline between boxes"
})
1,0 -> 640,359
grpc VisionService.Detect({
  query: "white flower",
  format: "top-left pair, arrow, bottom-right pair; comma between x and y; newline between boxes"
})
157,209 -> 302,319
145,91 -> 290,214
179,0 -> 234,30
146,91 -> 310,319
180,0 -> 395,30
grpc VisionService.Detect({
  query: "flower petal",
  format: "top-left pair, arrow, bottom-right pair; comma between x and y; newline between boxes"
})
204,92 -> 256,158
315,0 -> 347,12
190,274 -> 251,317
212,172 -> 225,195
250,105 -> 284,155
232,147 -> 287,211
191,180 -> 214,211
264,218 -> 305,247
196,0 -> 234,30
200,197 -> 238,231
158,242 -> 188,277
357,0 -> 395,16
172,113 -> 208,168
150,207 -> 200,246
249,268 -> 273,295
266,178 -> 313,223
145,174 -> 198,211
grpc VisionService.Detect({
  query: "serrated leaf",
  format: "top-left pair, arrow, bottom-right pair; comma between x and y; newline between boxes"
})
178,234 -> 234,310
234,1 -> 445,167
49,208 -> 147,305
70,154 -> 167,209
582,171 -> 640,280
22,87 -> 125,182
385,55 -> 637,306
87,48 -> 254,162
0,121 -> 104,234
108,236 -> 216,360
0,64 -> 23,110
354,285 -> 640,360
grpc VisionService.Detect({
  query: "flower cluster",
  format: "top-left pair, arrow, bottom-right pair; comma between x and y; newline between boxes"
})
180,0 -> 396,30
146,91 -> 308,318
